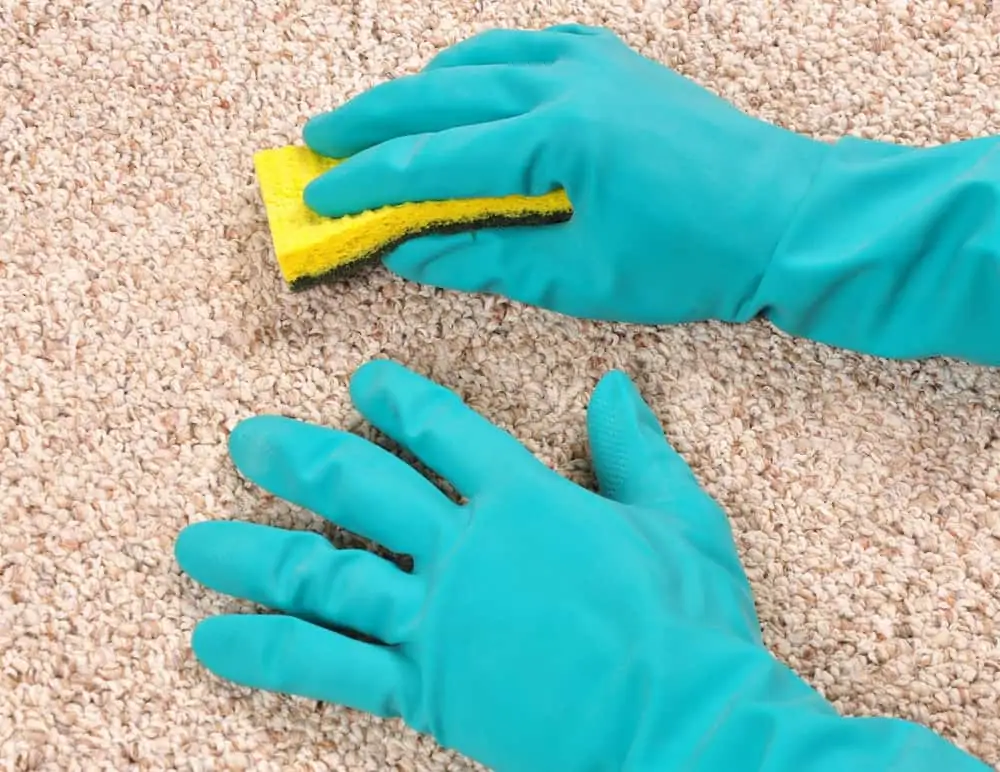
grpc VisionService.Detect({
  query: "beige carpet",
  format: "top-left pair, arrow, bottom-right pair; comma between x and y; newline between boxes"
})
2,0 -> 999,769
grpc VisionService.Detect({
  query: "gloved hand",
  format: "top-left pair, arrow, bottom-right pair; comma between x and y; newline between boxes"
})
300,23 -> 828,327
302,24 -> 1000,367
175,360 -> 988,771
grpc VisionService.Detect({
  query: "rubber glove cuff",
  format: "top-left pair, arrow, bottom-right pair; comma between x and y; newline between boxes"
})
752,135 -> 1000,365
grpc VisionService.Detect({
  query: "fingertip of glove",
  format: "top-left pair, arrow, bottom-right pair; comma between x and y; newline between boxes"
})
348,358 -> 406,403
590,369 -> 639,410
301,172 -> 336,217
190,616 -> 235,671
174,521 -> 225,572
598,368 -> 635,389
302,112 -> 344,158
587,370 -> 638,444
228,415 -> 333,495
228,414 -> 266,444
227,417 -> 263,471
174,522 -> 201,568
588,369 -> 667,444
192,615 -> 290,687
226,414 -> 299,467
301,113 -> 324,148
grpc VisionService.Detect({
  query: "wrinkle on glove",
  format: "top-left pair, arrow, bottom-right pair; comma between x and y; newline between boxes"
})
754,134 -> 1000,366
176,359 -> 990,772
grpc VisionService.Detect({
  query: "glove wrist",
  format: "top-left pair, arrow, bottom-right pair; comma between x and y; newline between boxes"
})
704,649 -> 989,772
622,636 -> 988,771
750,134 -> 1000,365
708,122 -> 832,325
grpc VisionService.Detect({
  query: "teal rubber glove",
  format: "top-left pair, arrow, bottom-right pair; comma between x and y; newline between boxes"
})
302,25 -> 1000,367
301,24 -> 827,328
175,359 -> 989,771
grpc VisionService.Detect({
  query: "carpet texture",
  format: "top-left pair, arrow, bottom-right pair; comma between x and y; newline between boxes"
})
2,1 -> 999,769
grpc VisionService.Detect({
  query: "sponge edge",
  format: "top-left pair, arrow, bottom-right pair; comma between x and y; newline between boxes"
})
252,144 -> 574,290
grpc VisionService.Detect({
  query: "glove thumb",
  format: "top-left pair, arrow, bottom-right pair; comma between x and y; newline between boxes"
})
586,370 -> 709,508
588,371 -> 762,641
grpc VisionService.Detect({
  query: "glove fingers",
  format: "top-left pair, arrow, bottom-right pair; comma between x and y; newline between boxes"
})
175,521 -> 423,644
587,372 -> 760,637
303,115 -> 563,218
191,613 -> 412,717
348,359 -> 545,500
383,223 -> 589,310
424,27 -> 578,70
586,373 -> 742,551
226,415 -> 457,563
303,64 -> 545,159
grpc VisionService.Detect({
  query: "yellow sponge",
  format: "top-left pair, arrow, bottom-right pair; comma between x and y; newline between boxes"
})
252,145 -> 574,290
